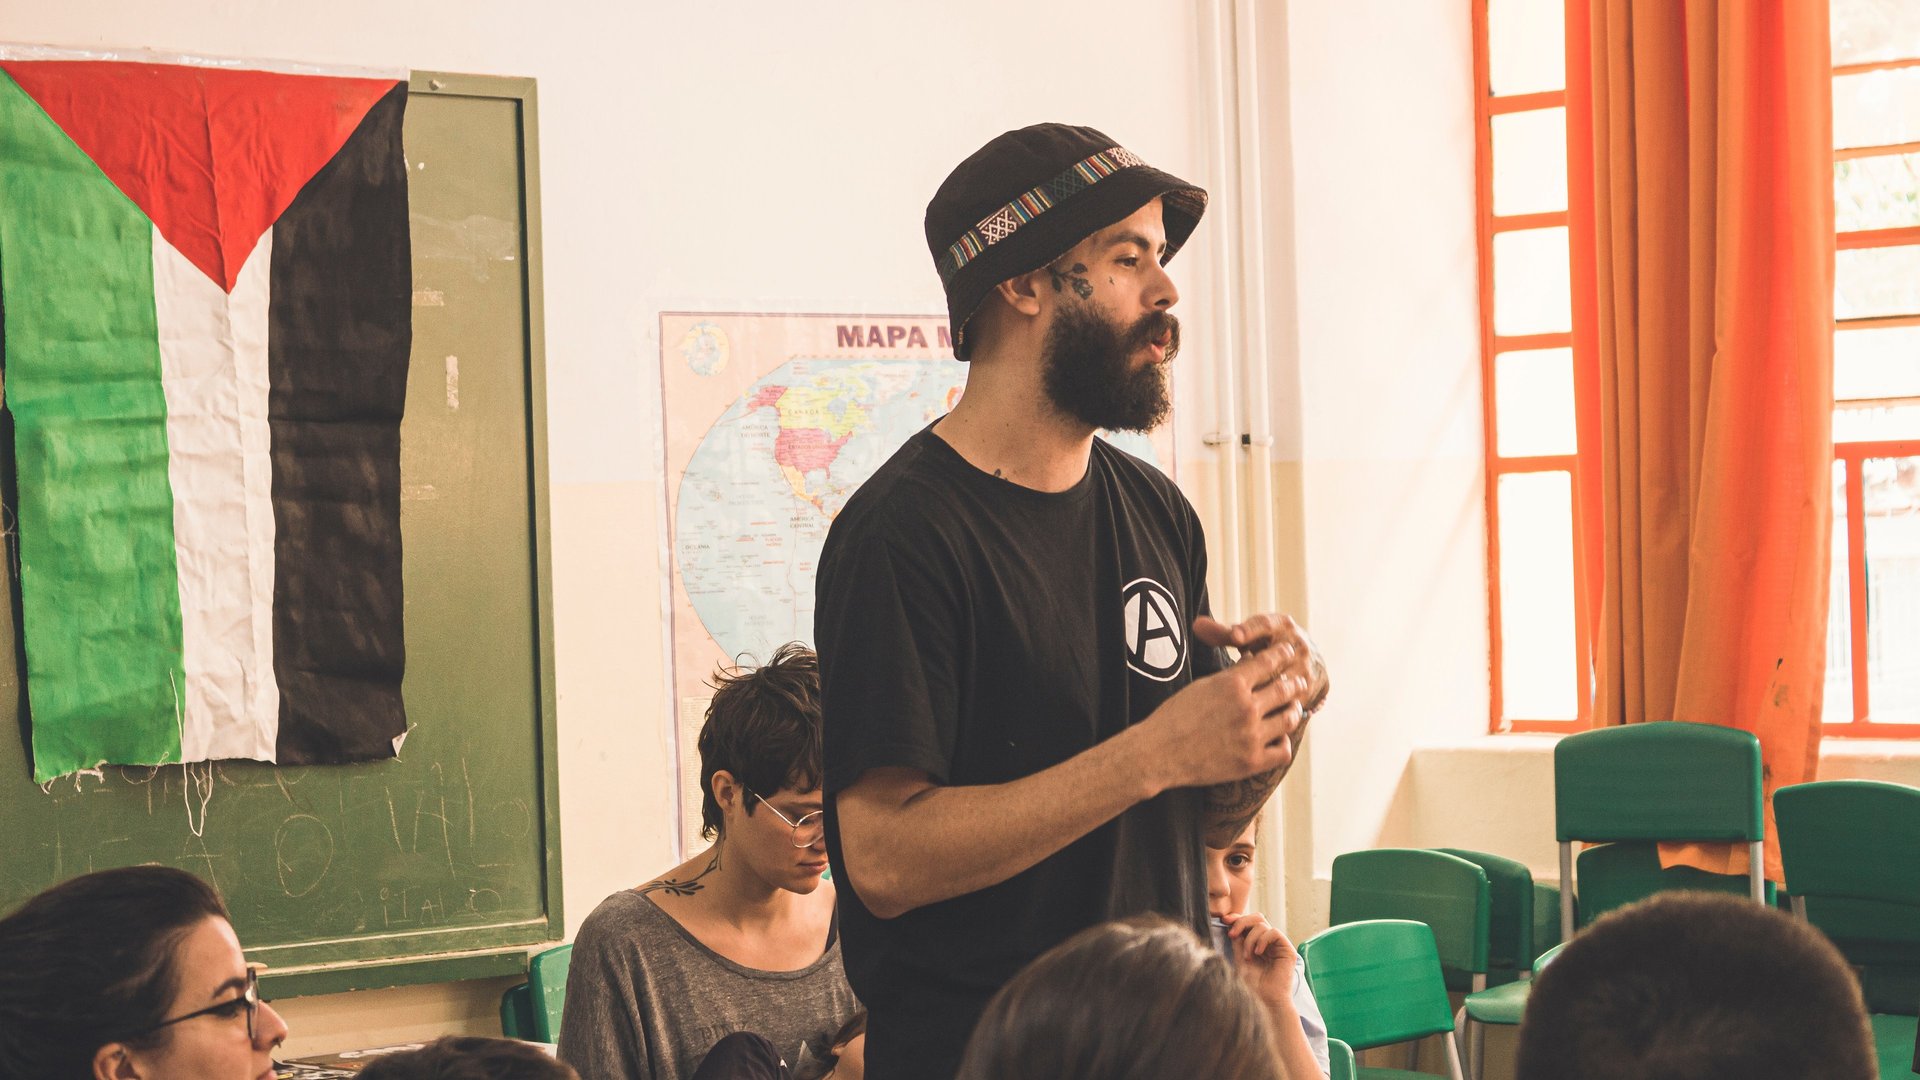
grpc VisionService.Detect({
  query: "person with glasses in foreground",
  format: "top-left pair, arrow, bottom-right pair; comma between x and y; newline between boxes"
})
559,643 -> 860,1080
0,864 -> 289,1079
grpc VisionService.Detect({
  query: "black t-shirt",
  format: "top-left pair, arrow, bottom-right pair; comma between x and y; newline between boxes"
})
816,426 -> 1224,1080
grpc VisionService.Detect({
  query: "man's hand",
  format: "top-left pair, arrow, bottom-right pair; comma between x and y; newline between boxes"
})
1135,639 -> 1305,793
1194,613 -> 1328,714
1184,613 -> 1328,847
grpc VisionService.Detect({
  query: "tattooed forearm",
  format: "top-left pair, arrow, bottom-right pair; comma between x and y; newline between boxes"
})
1048,261 -> 1094,300
1203,764 -> 1286,848
637,848 -> 722,897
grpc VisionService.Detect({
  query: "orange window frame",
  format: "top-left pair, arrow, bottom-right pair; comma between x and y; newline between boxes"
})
1472,0 -> 1599,734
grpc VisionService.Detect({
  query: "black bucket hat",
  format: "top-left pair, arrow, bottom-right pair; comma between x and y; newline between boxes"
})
925,123 -> 1208,359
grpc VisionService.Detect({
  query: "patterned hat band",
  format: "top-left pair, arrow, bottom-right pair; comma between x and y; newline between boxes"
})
935,146 -> 1149,285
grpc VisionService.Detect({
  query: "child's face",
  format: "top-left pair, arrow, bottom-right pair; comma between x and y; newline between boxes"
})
1204,819 -> 1258,918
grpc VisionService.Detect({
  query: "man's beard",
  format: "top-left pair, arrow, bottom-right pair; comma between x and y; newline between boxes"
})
1040,303 -> 1179,434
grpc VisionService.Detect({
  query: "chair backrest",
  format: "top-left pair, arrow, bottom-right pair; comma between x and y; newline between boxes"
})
1572,840 -> 1776,928
1301,920 -> 1460,1052
1435,847 -> 1534,975
1776,780 -> 1920,1012
528,944 -> 572,1042
1554,722 -> 1763,843
1531,881 -> 1566,961
1327,1037 -> 1357,1080
1330,848 -> 1491,985
499,981 -> 535,1040
1777,781 -> 1920,908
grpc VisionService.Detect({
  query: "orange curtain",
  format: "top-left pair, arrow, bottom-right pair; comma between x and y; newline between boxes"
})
1585,0 -> 1834,881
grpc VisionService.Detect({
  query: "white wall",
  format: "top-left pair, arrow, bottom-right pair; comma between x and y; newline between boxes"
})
2,0 -> 1225,1054
1267,0 -> 1488,932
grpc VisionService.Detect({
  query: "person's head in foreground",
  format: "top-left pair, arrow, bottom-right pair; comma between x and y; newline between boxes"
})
927,122 -> 1206,435
698,642 -> 830,893
1515,891 -> 1875,1080
953,915 -> 1281,1080
355,1036 -> 579,1080
0,864 -> 288,1080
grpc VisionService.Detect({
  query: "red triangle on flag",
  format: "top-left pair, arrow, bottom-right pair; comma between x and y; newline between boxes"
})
0,61 -> 399,293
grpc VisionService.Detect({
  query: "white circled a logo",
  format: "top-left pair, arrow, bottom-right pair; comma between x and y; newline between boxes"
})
1121,577 -> 1185,682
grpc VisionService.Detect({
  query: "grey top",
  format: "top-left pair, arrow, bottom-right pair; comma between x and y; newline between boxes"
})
556,890 -> 860,1080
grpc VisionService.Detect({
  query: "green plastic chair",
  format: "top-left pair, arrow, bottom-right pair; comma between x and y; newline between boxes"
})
1328,1036 -> 1358,1080
1434,849 -> 1544,1079
528,944 -> 572,1042
1554,721 -> 1768,942
1331,849 -> 1492,993
1301,919 -> 1466,1080
498,981 -> 535,1039
1777,780 -> 1920,1079
1331,849 -> 1492,1077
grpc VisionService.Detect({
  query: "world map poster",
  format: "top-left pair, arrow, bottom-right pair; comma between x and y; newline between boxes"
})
659,311 -> 1173,854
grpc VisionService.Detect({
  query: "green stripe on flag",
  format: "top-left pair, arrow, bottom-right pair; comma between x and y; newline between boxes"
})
0,71 -> 186,781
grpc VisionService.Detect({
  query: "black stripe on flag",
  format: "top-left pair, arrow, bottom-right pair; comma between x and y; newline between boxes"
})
266,82 -> 411,764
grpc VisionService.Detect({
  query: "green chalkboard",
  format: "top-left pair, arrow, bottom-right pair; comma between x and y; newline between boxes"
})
0,72 -> 561,996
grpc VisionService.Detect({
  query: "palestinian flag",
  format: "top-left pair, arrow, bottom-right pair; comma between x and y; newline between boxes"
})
0,50 -> 412,782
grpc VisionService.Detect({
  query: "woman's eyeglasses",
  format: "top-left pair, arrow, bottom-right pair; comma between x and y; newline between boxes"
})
133,965 -> 267,1041
754,793 -> 826,847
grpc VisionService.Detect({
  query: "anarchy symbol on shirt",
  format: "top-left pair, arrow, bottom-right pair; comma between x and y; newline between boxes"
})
1121,577 -> 1186,682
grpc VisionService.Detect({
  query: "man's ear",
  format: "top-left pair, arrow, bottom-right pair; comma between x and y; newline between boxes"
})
94,1044 -> 143,1080
994,271 -> 1045,317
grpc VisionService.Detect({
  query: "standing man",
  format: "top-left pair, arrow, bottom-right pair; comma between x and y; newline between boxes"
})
816,123 -> 1329,1080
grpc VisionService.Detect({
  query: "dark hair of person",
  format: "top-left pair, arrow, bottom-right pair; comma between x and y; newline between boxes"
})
698,642 -> 823,839
1516,891 -> 1876,1080
0,865 -> 229,1078
954,915 -> 1282,1080
356,1036 -> 580,1080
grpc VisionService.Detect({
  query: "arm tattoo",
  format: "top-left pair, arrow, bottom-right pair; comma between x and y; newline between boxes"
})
1047,262 -> 1094,300
1203,765 -> 1285,848
637,848 -> 722,897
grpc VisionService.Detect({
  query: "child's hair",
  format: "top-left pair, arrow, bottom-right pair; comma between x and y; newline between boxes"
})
355,1036 -> 580,1080
0,865 -> 229,1078
1516,891 -> 1875,1080
955,915 -> 1281,1080
697,642 -> 823,839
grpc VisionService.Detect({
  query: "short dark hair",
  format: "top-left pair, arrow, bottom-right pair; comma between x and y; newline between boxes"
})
356,1036 -> 579,1080
698,642 -> 823,839
1516,892 -> 1875,1080
0,865 -> 229,1078
955,915 -> 1282,1080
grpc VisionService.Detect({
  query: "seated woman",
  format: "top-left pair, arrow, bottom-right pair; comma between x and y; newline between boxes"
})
0,864 -> 289,1079
1208,820 -> 1329,1079
357,1035 -> 579,1079
557,644 -> 860,1080
953,915 -> 1284,1080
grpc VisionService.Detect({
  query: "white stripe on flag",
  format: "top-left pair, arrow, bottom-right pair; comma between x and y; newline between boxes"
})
153,225 -> 281,763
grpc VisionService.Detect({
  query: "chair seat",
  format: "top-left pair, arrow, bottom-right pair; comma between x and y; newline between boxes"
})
1462,978 -> 1532,1025
1871,1012 -> 1916,1080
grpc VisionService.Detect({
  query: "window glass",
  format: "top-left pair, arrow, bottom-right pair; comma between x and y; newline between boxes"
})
1498,472 -> 1579,721
1496,348 -> 1577,456
1493,227 -> 1573,335
1492,108 -> 1570,216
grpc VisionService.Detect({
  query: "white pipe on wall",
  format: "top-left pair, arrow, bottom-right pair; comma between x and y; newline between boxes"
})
1201,0 -> 1246,625
1233,0 -> 1281,623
